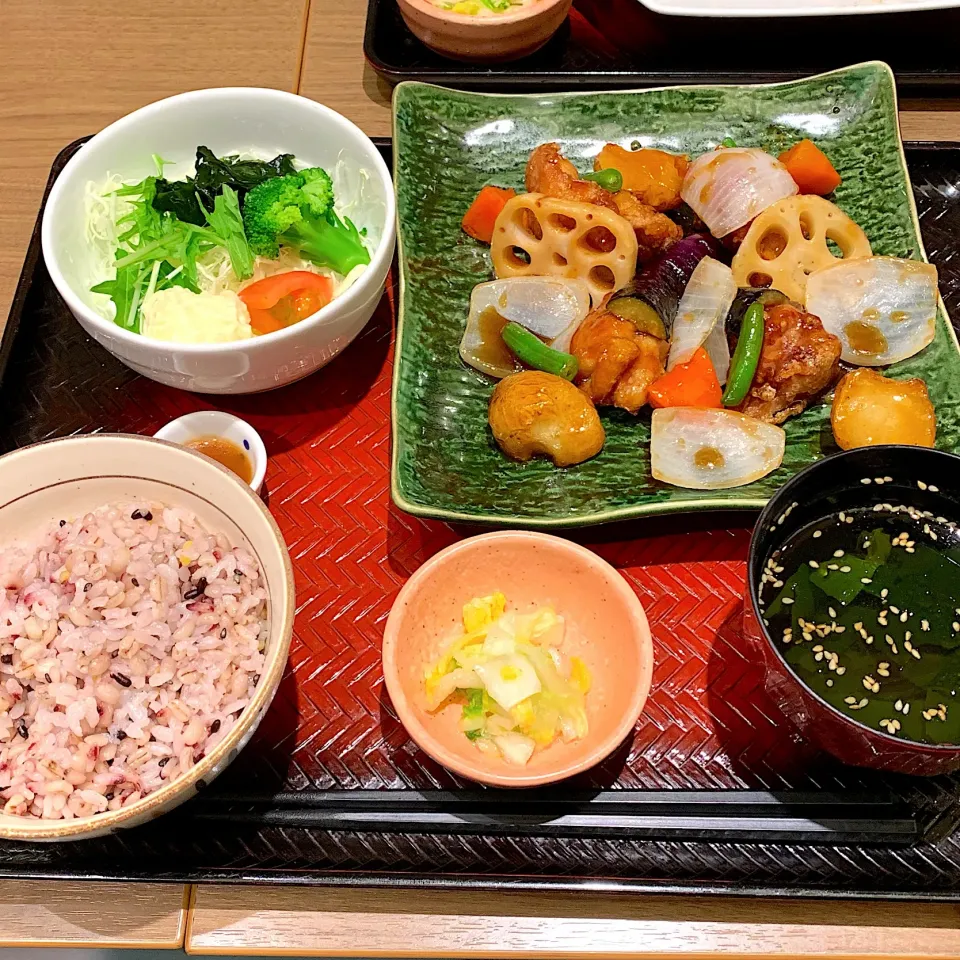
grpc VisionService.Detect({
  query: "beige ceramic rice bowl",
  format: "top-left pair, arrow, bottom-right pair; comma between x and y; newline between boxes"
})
0,434 -> 294,841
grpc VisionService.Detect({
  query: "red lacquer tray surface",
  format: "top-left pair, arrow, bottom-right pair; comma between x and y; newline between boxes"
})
85,275 -> 835,795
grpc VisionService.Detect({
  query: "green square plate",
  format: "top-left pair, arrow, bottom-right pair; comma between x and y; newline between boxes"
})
391,62 -> 960,528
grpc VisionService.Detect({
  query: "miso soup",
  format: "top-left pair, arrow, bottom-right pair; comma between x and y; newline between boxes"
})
760,501 -> 960,745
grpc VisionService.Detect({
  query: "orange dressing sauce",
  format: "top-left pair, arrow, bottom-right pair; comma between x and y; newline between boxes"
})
185,435 -> 254,484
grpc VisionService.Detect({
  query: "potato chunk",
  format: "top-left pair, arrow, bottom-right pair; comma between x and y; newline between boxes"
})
489,371 -> 604,467
831,368 -> 936,450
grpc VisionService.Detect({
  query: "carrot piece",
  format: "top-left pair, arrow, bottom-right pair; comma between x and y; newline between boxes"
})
779,139 -> 842,195
462,186 -> 516,244
648,347 -> 723,409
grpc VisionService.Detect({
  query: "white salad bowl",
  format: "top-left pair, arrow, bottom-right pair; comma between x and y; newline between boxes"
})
41,88 -> 395,395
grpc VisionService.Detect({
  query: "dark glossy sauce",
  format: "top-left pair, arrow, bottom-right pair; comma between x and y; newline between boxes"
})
473,307 -> 523,375
760,506 -> 960,745
186,435 -> 253,484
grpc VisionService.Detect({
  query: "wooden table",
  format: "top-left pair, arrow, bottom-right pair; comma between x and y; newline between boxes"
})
1,0 -> 960,954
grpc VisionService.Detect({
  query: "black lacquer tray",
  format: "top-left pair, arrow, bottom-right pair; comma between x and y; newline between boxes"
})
0,138 -> 958,900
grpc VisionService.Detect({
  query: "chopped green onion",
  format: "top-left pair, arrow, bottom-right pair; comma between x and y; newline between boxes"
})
501,322 -> 578,380
721,137 -> 737,148
582,168 -> 623,193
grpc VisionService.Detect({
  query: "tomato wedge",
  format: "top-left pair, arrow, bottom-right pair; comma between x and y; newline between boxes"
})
238,271 -> 334,335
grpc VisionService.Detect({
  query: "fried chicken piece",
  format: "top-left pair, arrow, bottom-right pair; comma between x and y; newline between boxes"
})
737,302 -> 842,424
525,142 -> 619,211
571,309 -> 668,414
612,190 -> 683,263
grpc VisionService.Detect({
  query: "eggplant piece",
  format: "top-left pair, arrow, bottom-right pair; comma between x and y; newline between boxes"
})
724,287 -> 790,340
607,233 -> 723,339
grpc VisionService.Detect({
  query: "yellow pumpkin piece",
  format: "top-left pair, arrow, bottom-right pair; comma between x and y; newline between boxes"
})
831,369 -> 936,450
594,144 -> 688,211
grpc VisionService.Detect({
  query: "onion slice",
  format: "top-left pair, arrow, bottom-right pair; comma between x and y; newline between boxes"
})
666,257 -> 737,381
651,408 -> 785,490
681,148 -> 798,239
805,257 -> 938,366
460,277 -> 592,379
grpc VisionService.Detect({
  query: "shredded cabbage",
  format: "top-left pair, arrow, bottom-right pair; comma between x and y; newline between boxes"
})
82,147 -> 377,327
424,592 -> 591,766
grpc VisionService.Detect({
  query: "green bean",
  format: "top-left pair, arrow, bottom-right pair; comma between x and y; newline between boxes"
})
722,302 -> 765,407
501,323 -> 578,380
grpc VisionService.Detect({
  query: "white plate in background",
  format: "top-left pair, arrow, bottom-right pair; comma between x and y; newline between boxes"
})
639,0 -> 960,17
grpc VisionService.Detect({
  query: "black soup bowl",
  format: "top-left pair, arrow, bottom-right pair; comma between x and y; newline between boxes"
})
745,445 -> 960,776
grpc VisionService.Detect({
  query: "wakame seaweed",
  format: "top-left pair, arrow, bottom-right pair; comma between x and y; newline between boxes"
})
762,508 -> 960,745
152,146 -> 297,225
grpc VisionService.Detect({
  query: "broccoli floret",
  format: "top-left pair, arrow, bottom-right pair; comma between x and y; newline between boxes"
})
242,169 -> 369,275
298,167 -> 334,217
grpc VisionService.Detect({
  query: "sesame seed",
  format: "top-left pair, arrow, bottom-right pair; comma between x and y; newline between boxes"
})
881,589 -> 889,599
861,578 -> 872,584
895,699 -> 903,710
890,606 -> 900,614
910,647 -> 922,660
828,564 -> 839,571
844,696 -> 857,705
782,597 -> 794,605
813,530 -> 822,538
905,631 -> 912,641
834,550 -> 845,558
826,679 -> 834,687
903,703 -> 910,715
836,666 -> 846,675
929,484 -> 940,493
861,478 -> 872,485
854,622 -> 863,631
918,481 -> 928,491
828,608 -> 837,619
840,566 -> 851,573
809,561 -> 820,569
900,611 -> 909,623
813,644 -> 824,652
884,477 -> 893,483
922,620 -> 930,631
773,580 -> 784,588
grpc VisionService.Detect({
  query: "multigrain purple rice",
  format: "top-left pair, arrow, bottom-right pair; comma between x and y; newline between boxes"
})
0,501 -> 267,820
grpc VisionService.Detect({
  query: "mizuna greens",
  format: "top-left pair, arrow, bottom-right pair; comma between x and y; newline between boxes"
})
85,146 -> 372,341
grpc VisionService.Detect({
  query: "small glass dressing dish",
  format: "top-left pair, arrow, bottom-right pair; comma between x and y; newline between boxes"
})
154,411 -> 267,493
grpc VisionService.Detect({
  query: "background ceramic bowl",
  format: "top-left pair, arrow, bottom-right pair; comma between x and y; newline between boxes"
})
0,434 -> 295,841
381,531 -> 653,787
396,0 -> 573,61
746,445 -> 960,776
41,88 -> 395,395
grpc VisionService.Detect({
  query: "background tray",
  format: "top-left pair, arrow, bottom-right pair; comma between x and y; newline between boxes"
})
366,0 -> 960,93
0,138 -> 959,898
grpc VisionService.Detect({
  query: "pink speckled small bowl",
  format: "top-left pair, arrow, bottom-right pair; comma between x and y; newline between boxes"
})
395,0 -> 573,63
381,531 -> 653,787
